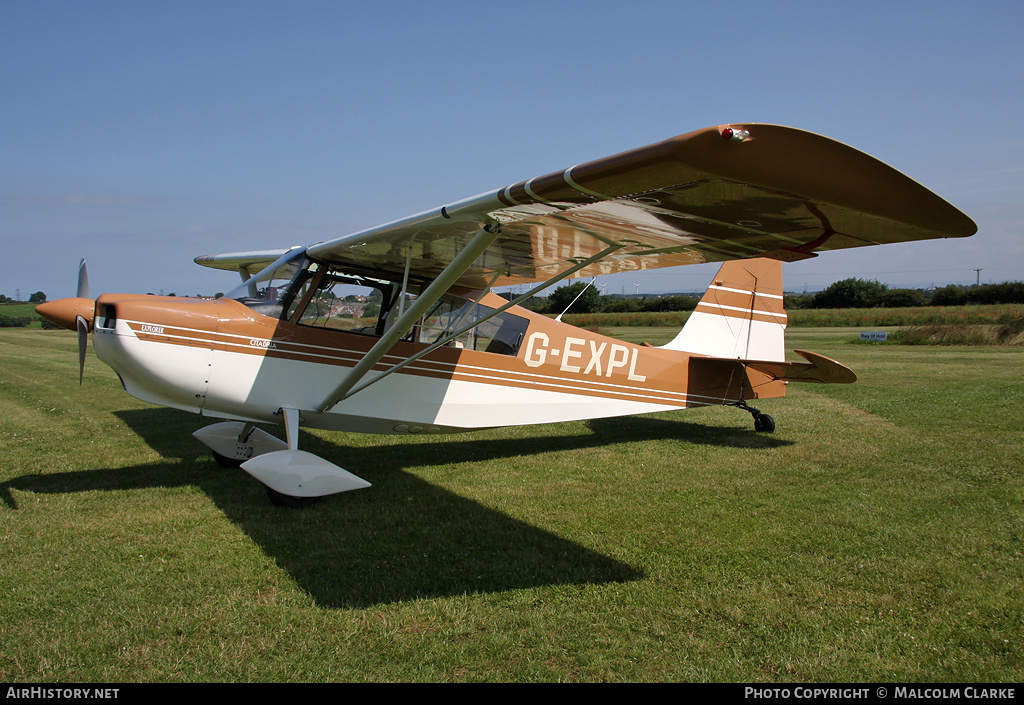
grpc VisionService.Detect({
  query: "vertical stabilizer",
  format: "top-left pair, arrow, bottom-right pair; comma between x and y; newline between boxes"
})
661,258 -> 787,361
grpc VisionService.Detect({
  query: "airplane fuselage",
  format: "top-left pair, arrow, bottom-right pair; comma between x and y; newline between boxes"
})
91,291 -> 784,437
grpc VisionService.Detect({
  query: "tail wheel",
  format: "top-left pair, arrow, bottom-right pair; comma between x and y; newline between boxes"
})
754,413 -> 776,434
731,400 -> 776,434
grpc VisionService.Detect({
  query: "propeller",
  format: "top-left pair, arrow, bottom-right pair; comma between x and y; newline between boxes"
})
77,257 -> 89,299
76,315 -> 89,384
35,258 -> 96,385
75,259 -> 89,384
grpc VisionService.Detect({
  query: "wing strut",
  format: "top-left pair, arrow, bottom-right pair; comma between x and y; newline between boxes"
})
396,234 -> 416,319
317,225 -> 503,412
335,243 -> 626,403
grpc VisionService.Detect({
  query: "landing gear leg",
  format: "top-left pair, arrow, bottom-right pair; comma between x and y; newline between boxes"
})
194,421 -> 288,467
194,416 -> 370,507
241,408 -> 371,508
263,408 -> 321,508
211,422 -> 259,467
730,400 -> 776,434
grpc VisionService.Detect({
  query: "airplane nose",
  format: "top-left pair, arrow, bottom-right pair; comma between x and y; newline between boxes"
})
36,297 -> 96,331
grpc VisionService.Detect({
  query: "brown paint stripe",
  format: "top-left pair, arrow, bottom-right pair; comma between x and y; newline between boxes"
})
125,323 -> 714,407
705,287 -> 785,313
693,303 -> 787,324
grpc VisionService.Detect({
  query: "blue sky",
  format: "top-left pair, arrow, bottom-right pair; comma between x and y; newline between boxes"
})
3,0 -> 1022,300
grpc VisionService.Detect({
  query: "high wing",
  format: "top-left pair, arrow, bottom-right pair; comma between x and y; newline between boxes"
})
196,123 -> 972,290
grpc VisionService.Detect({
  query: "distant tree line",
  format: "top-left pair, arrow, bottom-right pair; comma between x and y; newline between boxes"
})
500,281 -> 699,316
0,292 -> 46,304
0,291 -> 47,327
929,282 -> 1024,306
785,278 -> 1024,309
504,278 -> 1024,315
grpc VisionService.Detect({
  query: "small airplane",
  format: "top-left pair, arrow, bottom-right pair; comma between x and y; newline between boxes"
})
37,124 -> 976,507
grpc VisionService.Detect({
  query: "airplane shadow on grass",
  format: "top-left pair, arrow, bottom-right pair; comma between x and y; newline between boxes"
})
2,407 -> 791,608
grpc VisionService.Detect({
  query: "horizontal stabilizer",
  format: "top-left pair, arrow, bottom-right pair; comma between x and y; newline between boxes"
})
745,349 -> 857,384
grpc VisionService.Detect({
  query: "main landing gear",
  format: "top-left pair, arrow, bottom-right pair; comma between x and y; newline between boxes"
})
192,411 -> 371,507
731,400 -> 776,434
265,487 -> 321,509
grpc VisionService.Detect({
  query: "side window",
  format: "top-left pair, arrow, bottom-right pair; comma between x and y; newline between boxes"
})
481,311 -> 529,355
297,270 -> 393,335
286,263 -> 528,355
419,298 -> 528,355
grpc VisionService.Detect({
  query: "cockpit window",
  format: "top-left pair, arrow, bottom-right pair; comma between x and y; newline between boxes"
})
233,258 -> 529,356
419,297 -> 528,355
297,269 -> 398,336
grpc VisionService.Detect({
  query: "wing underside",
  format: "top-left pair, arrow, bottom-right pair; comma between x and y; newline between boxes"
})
197,124 -> 976,288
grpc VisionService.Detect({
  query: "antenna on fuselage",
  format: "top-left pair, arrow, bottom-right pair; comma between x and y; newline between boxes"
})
554,277 -> 597,323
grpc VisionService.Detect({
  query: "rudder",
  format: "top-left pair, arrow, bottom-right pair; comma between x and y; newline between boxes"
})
661,258 -> 787,362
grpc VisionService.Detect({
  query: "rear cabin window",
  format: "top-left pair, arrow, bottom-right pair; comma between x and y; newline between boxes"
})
419,298 -> 528,355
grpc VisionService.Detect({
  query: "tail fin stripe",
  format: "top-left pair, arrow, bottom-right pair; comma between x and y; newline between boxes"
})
707,284 -> 783,300
694,303 -> 787,324
703,288 -> 785,313
696,300 -> 786,316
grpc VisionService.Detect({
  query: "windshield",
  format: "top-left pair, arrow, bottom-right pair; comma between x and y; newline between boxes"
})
296,268 -> 400,335
226,248 -> 309,318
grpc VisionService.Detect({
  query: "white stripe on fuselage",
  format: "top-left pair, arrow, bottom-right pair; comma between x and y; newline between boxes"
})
120,319 -> 733,410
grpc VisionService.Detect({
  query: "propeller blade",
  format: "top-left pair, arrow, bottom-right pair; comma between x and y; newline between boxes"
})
77,259 -> 89,299
76,315 -> 88,385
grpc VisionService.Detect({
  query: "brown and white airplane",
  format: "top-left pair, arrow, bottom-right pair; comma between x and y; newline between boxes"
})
37,124 -> 976,506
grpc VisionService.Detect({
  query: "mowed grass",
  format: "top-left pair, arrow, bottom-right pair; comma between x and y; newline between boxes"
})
1,327 -> 1021,682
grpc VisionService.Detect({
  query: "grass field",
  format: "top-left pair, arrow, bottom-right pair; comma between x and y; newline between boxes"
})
1,326 -> 1021,682
0,304 -> 40,317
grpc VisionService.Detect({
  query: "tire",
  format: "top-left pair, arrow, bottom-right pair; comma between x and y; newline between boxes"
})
754,414 -> 776,434
265,486 -> 321,509
212,450 -> 244,468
